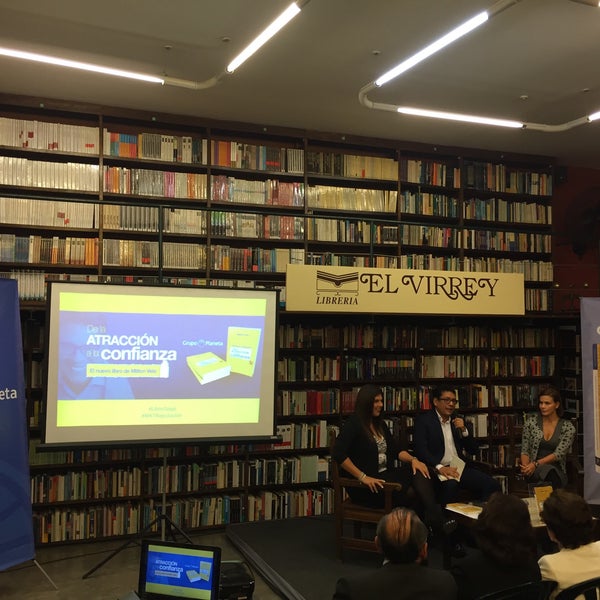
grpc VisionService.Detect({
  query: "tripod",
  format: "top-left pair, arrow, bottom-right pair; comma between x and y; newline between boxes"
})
82,453 -> 194,579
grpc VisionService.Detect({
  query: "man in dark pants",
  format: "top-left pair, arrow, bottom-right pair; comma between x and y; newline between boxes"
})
332,507 -> 457,600
414,386 -> 501,505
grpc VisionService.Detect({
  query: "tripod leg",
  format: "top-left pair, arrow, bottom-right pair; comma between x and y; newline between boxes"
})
82,536 -> 139,579
159,514 -> 194,544
34,559 -> 58,590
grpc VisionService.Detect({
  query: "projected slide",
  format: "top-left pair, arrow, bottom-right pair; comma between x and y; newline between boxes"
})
43,283 -> 278,445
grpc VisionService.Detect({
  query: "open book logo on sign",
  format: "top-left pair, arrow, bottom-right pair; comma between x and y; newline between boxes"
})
316,270 -> 359,296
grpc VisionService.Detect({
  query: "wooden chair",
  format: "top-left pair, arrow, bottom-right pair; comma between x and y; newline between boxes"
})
330,434 -> 402,560
507,418 -> 583,497
555,576 -> 600,600
476,580 -> 556,600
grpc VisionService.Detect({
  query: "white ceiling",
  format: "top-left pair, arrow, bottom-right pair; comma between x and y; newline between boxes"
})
0,0 -> 599,168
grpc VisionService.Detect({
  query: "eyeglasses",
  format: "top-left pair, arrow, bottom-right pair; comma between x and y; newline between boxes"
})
438,397 -> 458,404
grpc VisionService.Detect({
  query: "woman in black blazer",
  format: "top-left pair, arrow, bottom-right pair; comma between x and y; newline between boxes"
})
332,384 -> 445,532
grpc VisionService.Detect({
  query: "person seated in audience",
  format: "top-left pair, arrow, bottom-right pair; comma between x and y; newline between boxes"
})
450,492 -> 541,599
538,489 -> 600,598
519,385 -> 575,489
332,507 -> 457,600
332,384 -> 449,536
413,385 -> 501,506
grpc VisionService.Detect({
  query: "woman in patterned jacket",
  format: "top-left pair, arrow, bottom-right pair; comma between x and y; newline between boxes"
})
519,385 -> 575,489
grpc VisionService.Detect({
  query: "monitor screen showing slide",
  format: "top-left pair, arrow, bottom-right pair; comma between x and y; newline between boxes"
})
42,282 -> 279,447
138,540 -> 221,600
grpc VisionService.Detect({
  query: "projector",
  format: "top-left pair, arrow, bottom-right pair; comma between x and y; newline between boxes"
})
219,561 -> 255,600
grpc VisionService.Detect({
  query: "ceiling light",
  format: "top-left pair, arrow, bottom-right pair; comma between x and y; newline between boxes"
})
226,2 -> 302,73
0,47 -> 164,83
359,0 -> 600,133
0,1 -> 309,90
397,106 -> 524,128
375,11 -> 488,87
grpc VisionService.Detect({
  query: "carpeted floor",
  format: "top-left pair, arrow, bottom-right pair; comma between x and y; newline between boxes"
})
226,515 -> 446,600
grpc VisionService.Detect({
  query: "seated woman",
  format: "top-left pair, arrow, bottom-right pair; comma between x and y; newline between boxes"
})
332,384 -> 446,535
451,492 -> 541,600
519,385 -> 575,489
539,489 -> 600,598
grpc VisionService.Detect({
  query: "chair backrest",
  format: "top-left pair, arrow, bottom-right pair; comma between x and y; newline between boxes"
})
555,576 -> 600,600
476,579 -> 556,600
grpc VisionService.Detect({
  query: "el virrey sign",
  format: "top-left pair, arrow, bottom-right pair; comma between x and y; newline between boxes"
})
285,264 -> 524,315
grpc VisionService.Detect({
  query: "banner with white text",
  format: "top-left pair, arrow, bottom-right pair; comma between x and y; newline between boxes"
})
0,279 -> 35,570
581,298 -> 600,504
285,264 -> 525,314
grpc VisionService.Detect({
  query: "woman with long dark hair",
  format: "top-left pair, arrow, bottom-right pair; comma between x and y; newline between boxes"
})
332,384 -> 445,533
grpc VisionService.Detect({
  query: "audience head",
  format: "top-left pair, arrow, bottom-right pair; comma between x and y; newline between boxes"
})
541,489 -> 594,549
354,384 -> 384,426
538,384 -> 563,417
375,507 -> 428,564
474,492 -> 537,566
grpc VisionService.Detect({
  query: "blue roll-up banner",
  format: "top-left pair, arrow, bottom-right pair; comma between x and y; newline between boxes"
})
581,298 -> 600,505
0,279 -> 35,570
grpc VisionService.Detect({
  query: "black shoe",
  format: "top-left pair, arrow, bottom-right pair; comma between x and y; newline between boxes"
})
451,542 -> 466,558
442,518 -> 457,535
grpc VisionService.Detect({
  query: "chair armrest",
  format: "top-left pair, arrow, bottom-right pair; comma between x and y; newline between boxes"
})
338,476 -> 402,512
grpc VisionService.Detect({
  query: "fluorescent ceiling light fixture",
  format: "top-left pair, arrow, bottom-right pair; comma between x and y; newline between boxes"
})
0,47 -> 164,83
0,1 -> 308,89
397,106 -> 523,128
359,0 -> 600,133
588,110 -> 600,122
375,11 -> 488,87
227,2 -> 302,73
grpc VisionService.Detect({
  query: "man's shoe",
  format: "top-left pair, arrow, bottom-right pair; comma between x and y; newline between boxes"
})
451,542 -> 466,558
442,518 -> 457,535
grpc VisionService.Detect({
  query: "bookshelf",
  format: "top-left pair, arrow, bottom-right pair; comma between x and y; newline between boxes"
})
0,94 -> 575,545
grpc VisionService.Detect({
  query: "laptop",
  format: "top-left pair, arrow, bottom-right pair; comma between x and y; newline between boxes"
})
138,539 -> 222,600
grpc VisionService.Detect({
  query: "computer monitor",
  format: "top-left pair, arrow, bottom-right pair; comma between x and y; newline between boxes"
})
138,540 -> 221,600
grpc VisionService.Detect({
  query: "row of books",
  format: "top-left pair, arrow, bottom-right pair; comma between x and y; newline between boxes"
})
210,211 -> 304,240
211,176 -> 304,206
0,234 -> 99,266
246,455 -> 330,486
525,288 -> 552,312
0,197 -> 98,228
34,503 -> 140,544
31,468 -> 143,504
399,190 -> 459,218
277,356 -> 342,383
401,159 -> 462,188
273,421 -> 331,450
463,197 -> 552,224
464,161 -> 552,196
491,383 -> 553,408
277,390 -> 341,416
0,117 -> 99,153
210,245 -> 303,273
489,355 -> 556,377
305,151 -> 398,180
420,354 -> 488,379
489,326 -> 555,348
462,229 -> 552,253
306,185 -> 397,213
463,257 -> 554,282
0,156 -> 99,190
306,218 -> 398,244
146,461 -> 244,494
399,254 -> 462,271
211,140 -> 304,174
305,252 -> 398,268
103,166 -> 208,199
343,356 -> 416,381
400,224 -> 458,248
103,129 -> 206,163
